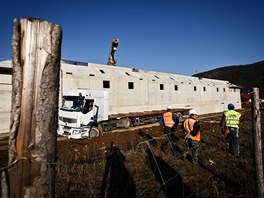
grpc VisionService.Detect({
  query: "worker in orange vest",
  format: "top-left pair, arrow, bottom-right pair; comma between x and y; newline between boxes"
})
159,106 -> 179,143
182,109 -> 201,164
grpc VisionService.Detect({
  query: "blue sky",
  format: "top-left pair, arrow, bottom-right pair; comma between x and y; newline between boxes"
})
0,0 -> 263,75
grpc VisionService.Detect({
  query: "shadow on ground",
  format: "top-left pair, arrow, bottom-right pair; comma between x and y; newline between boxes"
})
100,144 -> 136,198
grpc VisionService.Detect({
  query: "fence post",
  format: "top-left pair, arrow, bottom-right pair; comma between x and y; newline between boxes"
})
252,87 -> 264,198
6,17 -> 62,198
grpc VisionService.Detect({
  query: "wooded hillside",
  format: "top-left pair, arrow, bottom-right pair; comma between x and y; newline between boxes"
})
193,61 -> 264,98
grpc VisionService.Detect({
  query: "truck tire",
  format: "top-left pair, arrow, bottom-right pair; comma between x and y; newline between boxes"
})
98,124 -> 103,136
123,118 -> 131,128
116,118 -> 131,128
90,126 -> 100,138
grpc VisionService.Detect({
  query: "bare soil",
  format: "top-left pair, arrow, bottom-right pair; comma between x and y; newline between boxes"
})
0,104 -> 262,197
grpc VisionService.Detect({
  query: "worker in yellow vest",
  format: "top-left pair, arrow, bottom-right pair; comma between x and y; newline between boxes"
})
220,103 -> 241,157
159,106 -> 179,143
182,109 -> 201,164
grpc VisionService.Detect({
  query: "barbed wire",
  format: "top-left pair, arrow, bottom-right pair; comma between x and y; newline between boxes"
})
0,128 -> 228,167
0,123 -> 254,197
0,131 -> 177,170
0,157 -> 29,171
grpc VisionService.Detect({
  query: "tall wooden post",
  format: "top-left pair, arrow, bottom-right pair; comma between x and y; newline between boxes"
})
7,18 -> 62,197
252,87 -> 264,198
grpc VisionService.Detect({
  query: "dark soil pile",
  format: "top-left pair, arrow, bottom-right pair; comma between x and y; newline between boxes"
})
0,141 -> 8,166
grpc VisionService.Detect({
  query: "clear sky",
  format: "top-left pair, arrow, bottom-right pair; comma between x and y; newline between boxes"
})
0,0 -> 263,75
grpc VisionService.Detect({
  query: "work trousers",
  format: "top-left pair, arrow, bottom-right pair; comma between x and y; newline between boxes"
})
182,139 -> 200,164
226,127 -> 239,156
164,126 -> 175,143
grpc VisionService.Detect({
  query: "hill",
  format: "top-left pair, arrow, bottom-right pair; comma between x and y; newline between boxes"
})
193,61 -> 264,98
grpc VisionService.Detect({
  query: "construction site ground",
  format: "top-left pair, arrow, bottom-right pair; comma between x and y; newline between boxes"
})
0,103 -> 262,197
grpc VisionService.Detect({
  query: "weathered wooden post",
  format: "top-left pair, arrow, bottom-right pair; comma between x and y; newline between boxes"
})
5,18 -> 62,198
252,87 -> 264,198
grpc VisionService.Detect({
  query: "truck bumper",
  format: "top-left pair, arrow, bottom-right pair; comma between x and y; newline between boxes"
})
57,125 -> 90,139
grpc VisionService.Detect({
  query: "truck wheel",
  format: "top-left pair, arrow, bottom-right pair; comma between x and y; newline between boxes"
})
98,124 -> 103,136
90,127 -> 100,138
124,118 -> 131,128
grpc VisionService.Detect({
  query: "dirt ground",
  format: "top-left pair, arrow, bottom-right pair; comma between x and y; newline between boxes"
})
55,103 -> 261,197
0,103 -> 263,197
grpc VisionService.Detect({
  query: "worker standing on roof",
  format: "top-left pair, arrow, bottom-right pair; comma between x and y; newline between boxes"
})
72,92 -> 84,111
159,106 -> 179,144
220,103 -> 241,157
182,109 -> 201,164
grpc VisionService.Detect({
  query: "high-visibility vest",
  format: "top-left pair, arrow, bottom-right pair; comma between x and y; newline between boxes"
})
163,112 -> 175,127
224,110 -> 241,129
183,118 -> 201,141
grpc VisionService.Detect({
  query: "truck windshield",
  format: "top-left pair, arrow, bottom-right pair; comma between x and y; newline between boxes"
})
61,96 -> 84,112
61,96 -> 94,114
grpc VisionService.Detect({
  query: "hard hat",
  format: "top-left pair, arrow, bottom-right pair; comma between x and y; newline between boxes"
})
228,103 -> 235,110
189,109 -> 198,115
166,106 -> 173,110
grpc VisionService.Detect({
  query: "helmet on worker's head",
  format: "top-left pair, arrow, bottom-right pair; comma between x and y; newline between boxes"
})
189,109 -> 198,116
166,106 -> 173,110
228,103 -> 235,110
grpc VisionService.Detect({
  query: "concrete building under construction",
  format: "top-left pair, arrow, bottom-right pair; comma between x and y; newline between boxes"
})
0,59 -> 241,134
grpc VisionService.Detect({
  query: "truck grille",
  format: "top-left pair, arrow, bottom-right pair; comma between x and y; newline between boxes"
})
63,126 -> 71,132
59,117 -> 77,123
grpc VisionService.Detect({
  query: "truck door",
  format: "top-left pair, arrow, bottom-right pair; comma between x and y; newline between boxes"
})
81,99 -> 95,125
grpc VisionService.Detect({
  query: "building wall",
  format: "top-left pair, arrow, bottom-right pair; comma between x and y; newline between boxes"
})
61,62 -> 241,115
0,61 -> 12,134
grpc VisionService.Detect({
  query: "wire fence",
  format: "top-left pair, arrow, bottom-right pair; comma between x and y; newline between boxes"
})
0,113 -> 257,197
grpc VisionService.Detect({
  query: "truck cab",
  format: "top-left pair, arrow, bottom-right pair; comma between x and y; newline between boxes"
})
57,89 -> 108,139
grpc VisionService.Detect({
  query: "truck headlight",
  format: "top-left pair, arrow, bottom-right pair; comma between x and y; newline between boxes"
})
72,130 -> 81,135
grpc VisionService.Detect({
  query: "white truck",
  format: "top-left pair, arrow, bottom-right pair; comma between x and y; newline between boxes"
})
57,88 -> 187,139
58,89 -> 108,139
